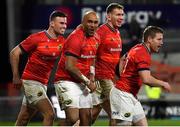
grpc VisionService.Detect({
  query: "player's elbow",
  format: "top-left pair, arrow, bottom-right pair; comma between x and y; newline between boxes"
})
10,46 -> 22,58
139,70 -> 152,85
10,49 -> 17,60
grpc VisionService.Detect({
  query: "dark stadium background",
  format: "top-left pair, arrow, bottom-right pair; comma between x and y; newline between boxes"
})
1,0 -> 180,125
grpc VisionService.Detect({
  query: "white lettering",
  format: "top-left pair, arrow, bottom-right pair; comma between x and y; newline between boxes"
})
81,7 -> 162,29
81,55 -> 96,58
110,48 -> 122,52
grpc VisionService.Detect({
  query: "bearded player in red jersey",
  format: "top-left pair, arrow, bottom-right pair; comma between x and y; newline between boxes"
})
110,26 -> 171,126
54,11 -> 99,126
10,11 -> 67,126
91,3 -> 124,125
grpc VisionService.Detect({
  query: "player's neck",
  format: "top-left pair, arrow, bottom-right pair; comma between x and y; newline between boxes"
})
143,42 -> 151,54
106,22 -> 117,32
46,28 -> 59,39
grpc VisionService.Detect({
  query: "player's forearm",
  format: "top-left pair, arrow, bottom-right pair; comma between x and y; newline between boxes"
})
66,66 -> 90,85
10,51 -> 20,77
143,75 -> 166,88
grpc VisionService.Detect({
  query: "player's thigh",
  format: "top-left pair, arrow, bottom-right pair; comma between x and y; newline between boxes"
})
132,101 -> 147,126
79,108 -> 91,125
92,104 -> 102,119
110,87 -> 134,121
65,107 -> 79,122
36,98 -> 55,116
54,81 -> 83,109
22,80 -> 48,105
99,79 -> 114,98
101,99 -> 111,117
92,80 -> 103,106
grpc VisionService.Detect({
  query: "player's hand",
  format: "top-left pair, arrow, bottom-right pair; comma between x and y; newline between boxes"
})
162,82 -> 171,92
12,76 -> 22,89
87,81 -> 96,93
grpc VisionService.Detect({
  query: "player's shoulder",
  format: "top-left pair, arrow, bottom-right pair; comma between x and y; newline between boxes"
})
130,44 -> 150,60
31,31 -> 45,36
70,27 -> 83,37
97,24 -> 107,32
66,27 -> 84,43
132,43 -> 144,51
28,31 -> 45,40
129,44 -> 145,55
96,24 -> 109,38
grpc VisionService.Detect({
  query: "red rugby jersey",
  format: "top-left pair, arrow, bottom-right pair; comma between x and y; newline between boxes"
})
95,24 -> 122,80
116,43 -> 151,96
20,31 -> 65,85
55,27 -> 99,82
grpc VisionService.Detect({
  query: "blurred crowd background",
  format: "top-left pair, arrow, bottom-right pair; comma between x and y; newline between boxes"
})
1,0 -> 180,122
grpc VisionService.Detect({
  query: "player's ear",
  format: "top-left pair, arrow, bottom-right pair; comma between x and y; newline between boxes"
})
106,13 -> 111,21
50,21 -> 54,27
147,36 -> 153,43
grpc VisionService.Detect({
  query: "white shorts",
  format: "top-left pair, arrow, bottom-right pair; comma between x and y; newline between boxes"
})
92,79 -> 114,106
54,80 -> 92,110
22,80 -> 48,105
110,87 -> 145,123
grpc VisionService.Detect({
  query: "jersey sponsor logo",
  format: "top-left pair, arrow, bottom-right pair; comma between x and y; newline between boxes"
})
58,44 -> 62,50
110,48 -> 122,52
37,91 -> 43,97
124,112 -> 131,117
112,111 -> 119,115
80,54 -> 96,58
64,100 -> 72,105
58,95 -> 72,105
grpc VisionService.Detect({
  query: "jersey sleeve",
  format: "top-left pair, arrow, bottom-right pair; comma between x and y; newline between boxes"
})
19,34 -> 37,53
135,50 -> 151,71
65,34 -> 82,57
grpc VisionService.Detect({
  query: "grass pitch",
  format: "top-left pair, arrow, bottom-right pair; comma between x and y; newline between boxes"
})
0,119 -> 180,126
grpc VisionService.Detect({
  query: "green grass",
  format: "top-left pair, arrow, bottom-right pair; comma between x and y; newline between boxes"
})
148,119 -> 180,126
1,119 -> 180,126
93,119 -> 180,126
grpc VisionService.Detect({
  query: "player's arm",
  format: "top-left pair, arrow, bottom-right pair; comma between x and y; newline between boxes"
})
89,59 -> 95,82
119,53 -> 127,75
10,45 -> 23,89
65,53 -> 96,92
139,70 -> 171,92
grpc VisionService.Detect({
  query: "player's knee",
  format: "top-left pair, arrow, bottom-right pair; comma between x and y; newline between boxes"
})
66,118 -> 79,126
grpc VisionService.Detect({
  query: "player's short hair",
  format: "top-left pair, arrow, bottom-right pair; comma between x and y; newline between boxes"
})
49,11 -> 67,22
142,26 -> 164,42
106,3 -> 124,14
